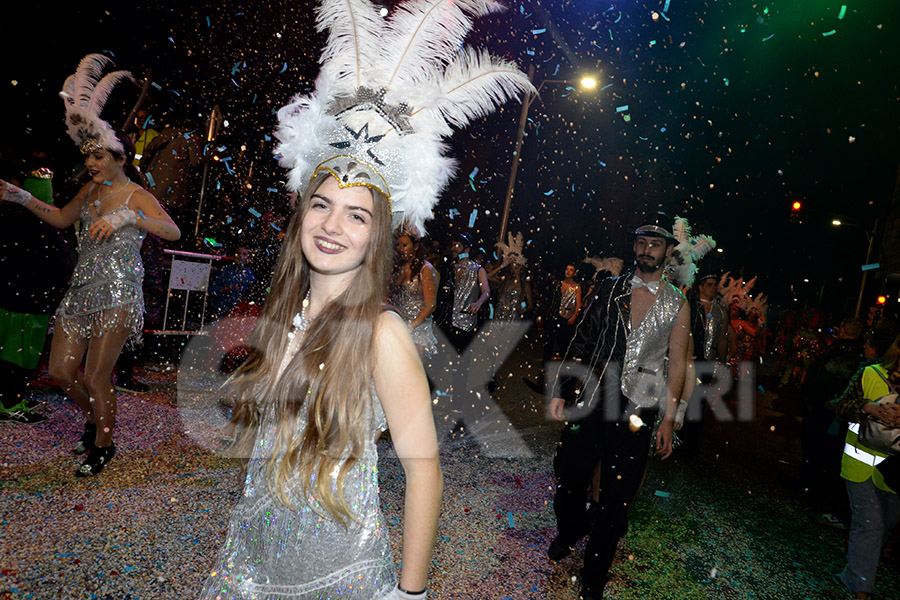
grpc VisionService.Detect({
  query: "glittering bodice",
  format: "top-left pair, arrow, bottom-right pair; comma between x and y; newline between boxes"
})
72,193 -> 147,291
495,283 -> 523,322
621,282 -> 684,408
200,318 -> 395,599
55,189 -> 146,343
392,275 -> 425,324
452,259 -> 481,331
559,283 -> 578,319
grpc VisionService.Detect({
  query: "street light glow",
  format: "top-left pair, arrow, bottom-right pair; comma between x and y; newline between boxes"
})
832,219 -> 842,226
581,77 -> 597,89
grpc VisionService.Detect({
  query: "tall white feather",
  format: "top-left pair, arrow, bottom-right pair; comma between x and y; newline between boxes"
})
688,235 -> 716,261
71,54 -> 111,108
88,71 -> 135,118
316,0 -> 384,95
379,0 -> 501,94
416,47 -> 534,128
672,216 -> 691,243
59,53 -> 132,154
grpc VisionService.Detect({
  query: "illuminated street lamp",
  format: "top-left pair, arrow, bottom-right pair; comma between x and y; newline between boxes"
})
498,65 -> 599,242
833,216 -> 878,317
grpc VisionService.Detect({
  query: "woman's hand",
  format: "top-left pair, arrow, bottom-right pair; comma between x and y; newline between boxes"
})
88,209 -> 136,241
0,179 -> 33,206
865,401 -> 900,426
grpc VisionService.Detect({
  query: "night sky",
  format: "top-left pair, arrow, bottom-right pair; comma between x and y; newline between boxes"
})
2,0 -> 898,318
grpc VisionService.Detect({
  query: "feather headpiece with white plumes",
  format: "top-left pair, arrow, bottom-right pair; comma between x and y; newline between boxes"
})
583,256 -> 624,279
663,216 -> 717,287
275,0 -> 534,236
59,54 -> 134,155
495,231 -> 527,267
719,273 -> 759,311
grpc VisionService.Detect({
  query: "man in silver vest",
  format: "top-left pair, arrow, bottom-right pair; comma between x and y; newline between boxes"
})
547,214 -> 690,600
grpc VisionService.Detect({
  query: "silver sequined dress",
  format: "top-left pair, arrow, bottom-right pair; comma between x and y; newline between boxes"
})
56,185 -> 146,344
391,276 -> 438,358
494,284 -> 523,322
200,316 -> 395,600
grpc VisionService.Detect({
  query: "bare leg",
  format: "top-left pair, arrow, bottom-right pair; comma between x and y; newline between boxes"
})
48,330 -> 91,419
83,325 -> 132,448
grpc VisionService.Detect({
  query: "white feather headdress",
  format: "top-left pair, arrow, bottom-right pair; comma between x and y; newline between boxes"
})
719,273 -> 758,311
664,216 -> 716,287
59,54 -> 134,155
583,256 -> 624,279
495,231 -> 527,266
275,0 -> 534,236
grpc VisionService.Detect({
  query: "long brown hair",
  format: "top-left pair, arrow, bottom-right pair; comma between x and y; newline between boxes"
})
230,171 -> 393,525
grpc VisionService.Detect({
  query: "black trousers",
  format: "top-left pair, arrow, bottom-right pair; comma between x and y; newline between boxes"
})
0,359 -> 31,410
553,399 -> 658,591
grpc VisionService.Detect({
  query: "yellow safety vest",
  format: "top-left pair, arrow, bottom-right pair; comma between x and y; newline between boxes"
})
841,364 -> 896,493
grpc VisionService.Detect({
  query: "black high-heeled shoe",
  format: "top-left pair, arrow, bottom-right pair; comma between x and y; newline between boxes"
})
75,443 -> 115,477
73,422 -> 97,455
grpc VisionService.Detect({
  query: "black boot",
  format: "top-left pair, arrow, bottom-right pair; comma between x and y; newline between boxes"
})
73,422 -> 97,455
75,443 -> 115,477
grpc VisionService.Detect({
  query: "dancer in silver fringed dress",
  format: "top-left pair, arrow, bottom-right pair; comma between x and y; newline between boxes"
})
0,54 -> 181,477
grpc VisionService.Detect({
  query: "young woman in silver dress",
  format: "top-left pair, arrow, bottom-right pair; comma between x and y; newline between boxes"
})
0,130 -> 181,476
200,172 -> 443,599
390,229 -> 439,359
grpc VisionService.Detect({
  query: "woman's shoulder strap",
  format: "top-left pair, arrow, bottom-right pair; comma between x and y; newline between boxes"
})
123,185 -> 139,208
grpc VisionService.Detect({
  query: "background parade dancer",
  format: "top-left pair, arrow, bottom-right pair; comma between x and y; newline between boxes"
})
547,213 -> 690,600
0,54 -> 181,476
198,0 -> 532,598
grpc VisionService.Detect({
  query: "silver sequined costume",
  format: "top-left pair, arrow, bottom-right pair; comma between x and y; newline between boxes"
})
621,280 -> 685,408
451,259 -> 482,331
56,185 -> 146,344
200,316 -> 395,600
391,275 -> 438,358
494,283 -> 523,322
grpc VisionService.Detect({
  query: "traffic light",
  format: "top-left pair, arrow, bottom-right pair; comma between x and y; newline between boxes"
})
869,296 -> 887,325
789,200 -> 801,223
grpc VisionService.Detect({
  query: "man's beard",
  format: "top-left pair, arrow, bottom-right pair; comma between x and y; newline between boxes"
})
635,255 -> 664,274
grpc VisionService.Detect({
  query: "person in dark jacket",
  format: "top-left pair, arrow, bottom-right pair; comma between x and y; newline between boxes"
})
547,217 -> 690,600
0,168 -> 73,423
801,317 -> 866,524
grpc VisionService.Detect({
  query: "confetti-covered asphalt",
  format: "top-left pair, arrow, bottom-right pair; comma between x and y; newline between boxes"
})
2,348 -> 899,600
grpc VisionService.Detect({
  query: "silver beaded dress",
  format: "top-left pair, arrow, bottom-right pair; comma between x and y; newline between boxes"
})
391,275 -> 438,358
200,314 -> 396,600
494,283 -> 523,322
56,184 -> 146,344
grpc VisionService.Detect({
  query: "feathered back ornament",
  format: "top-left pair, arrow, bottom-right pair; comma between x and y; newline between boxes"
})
663,216 -> 716,287
719,273 -> 758,311
59,54 -> 134,155
747,293 -> 768,324
275,0 -> 534,236
495,231 -> 527,267
583,255 -> 624,279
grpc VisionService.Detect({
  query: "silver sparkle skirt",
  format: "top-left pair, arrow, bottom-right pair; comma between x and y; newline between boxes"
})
200,406 -> 395,599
